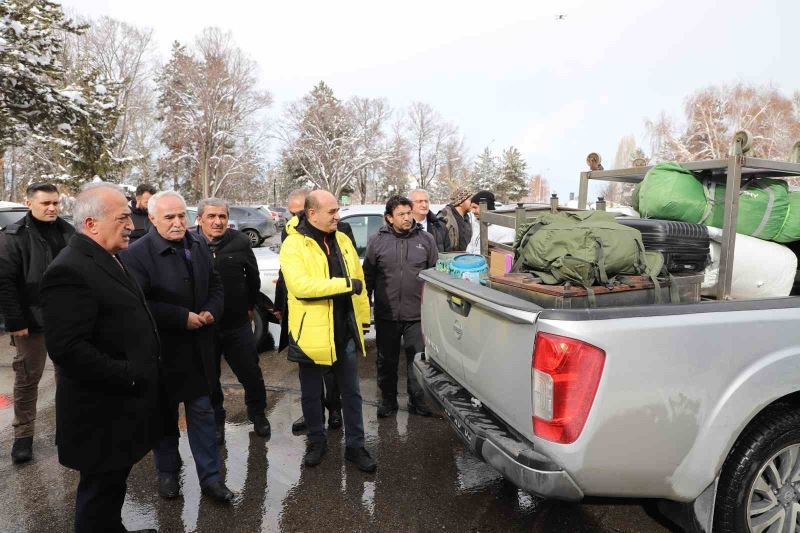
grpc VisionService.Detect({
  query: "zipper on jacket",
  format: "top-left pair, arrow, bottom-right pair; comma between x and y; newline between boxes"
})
399,238 -> 406,320
296,312 -> 307,342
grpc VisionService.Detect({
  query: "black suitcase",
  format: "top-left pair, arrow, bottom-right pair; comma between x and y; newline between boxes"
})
617,218 -> 710,274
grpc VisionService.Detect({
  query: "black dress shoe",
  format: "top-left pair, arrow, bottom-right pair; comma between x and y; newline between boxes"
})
11,436 -> 33,464
304,441 -> 327,467
408,400 -> 432,417
377,399 -> 398,418
328,410 -> 342,430
201,480 -> 234,503
252,415 -> 271,439
215,423 -> 225,445
345,446 -> 377,473
291,415 -> 307,434
158,474 -> 180,499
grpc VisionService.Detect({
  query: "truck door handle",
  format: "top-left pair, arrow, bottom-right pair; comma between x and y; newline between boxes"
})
447,295 -> 472,317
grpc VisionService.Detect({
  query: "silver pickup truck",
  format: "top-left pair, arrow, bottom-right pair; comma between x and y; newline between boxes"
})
414,268 -> 800,533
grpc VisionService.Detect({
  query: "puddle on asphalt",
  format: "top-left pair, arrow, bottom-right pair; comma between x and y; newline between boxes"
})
113,385 -> 557,532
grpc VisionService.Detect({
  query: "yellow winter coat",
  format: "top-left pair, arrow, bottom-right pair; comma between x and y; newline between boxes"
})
280,217 -> 371,365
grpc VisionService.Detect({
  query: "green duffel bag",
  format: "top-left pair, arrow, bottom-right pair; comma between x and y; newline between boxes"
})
639,162 -> 707,223
705,178 -> 791,241
774,191 -> 800,243
512,211 -> 663,289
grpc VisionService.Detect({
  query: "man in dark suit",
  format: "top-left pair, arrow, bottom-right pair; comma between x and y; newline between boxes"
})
41,182 -> 159,533
122,191 -> 234,504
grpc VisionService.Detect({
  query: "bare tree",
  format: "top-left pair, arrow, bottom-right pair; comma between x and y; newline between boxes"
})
277,82 -> 392,198
375,117 -> 411,201
406,102 -> 455,190
349,97 -> 391,203
600,135 -> 637,204
647,83 -> 800,163
157,28 -> 272,199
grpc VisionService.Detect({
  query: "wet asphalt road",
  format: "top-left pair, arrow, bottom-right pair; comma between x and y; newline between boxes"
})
0,332 -> 681,533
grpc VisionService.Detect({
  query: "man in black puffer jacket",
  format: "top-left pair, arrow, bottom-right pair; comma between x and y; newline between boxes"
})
364,195 -> 438,418
194,198 -> 270,444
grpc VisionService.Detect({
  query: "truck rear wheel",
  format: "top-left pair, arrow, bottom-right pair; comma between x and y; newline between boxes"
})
715,407 -> 800,533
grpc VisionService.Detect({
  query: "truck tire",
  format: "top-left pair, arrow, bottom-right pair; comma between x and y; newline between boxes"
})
714,406 -> 800,533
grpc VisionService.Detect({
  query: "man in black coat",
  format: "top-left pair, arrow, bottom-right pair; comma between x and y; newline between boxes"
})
121,191 -> 234,504
409,188 -> 452,252
194,197 -> 270,443
0,182 -> 74,463
129,183 -> 157,244
41,183 -> 158,533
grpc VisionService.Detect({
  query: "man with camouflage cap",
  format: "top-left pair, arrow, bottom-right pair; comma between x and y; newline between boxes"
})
436,186 -> 473,252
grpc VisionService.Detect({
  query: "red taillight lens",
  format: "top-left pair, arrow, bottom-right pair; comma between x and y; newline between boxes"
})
532,332 -> 605,444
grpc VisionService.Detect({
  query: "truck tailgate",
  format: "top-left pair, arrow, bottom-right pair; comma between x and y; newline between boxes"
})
420,269 -> 541,442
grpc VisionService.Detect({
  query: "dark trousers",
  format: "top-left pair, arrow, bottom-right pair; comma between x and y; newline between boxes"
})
75,465 -> 132,533
321,365 -> 341,413
154,395 -> 221,487
211,322 -> 268,424
375,319 -> 424,402
298,339 -> 364,449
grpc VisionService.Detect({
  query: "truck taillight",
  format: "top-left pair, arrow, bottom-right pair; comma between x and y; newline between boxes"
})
532,332 -> 605,444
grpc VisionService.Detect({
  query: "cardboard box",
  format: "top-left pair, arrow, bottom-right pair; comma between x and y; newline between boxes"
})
489,249 -> 514,277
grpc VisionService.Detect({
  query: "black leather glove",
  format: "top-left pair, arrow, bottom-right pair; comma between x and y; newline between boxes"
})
351,279 -> 363,295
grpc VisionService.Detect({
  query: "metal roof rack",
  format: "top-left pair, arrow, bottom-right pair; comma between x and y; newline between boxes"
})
479,131 -> 800,300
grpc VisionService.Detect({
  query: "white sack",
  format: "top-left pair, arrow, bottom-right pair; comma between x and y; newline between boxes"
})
702,227 -> 797,299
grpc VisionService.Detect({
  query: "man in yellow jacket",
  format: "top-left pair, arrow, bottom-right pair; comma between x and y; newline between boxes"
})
280,190 -> 375,471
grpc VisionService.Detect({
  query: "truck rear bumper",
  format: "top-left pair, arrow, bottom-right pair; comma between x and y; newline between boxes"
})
413,357 -> 583,501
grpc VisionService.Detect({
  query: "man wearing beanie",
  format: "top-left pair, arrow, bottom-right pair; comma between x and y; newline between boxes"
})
466,190 -> 516,254
436,187 -> 473,252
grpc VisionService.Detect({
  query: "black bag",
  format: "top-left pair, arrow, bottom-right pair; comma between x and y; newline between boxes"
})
617,218 -> 710,274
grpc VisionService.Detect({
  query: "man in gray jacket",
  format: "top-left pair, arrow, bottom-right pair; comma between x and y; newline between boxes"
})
364,196 -> 438,418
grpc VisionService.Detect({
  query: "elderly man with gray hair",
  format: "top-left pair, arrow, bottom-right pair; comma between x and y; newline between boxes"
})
121,190 -> 234,504
192,197 -> 270,444
41,182 -> 160,533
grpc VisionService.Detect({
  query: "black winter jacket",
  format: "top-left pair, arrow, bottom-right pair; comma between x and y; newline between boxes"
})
129,200 -> 151,244
196,228 -> 260,330
423,211 -> 452,253
363,223 -> 438,322
121,230 -> 224,402
0,213 -> 75,332
41,234 -> 161,473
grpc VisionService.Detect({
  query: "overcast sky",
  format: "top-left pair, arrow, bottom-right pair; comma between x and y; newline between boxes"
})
57,0 -> 800,199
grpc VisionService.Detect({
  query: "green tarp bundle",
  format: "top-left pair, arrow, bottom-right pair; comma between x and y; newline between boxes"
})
637,162 -> 800,243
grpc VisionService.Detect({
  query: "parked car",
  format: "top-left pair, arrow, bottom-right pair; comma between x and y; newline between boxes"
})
187,205 -> 275,247
0,205 -> 28,230
336,203 -> 444,258
258,205 -> 287,230
251,246 -> 280,352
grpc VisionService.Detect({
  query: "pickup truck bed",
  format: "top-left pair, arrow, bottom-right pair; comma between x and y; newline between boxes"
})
417,268 -> 800,532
